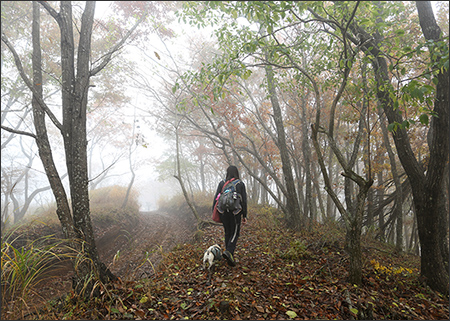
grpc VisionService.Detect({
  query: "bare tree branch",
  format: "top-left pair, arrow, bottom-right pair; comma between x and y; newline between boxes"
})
90,12 -> 148,77
1,34 -> 64,132
1,125 -> 36,139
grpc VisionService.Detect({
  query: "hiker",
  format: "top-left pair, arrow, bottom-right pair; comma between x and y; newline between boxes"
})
212,165 -> 247,266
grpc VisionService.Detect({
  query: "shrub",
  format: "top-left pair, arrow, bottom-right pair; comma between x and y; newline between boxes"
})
250,204 -> 284,230
281,239 -> 311,260
90,185 -> 140,213
157,191 -> 214,211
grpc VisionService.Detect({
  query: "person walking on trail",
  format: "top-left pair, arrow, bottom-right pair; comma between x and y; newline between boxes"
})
212,165 -> 247,267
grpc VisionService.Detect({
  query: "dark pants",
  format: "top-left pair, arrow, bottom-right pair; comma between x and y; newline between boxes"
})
220,211 -> 241,255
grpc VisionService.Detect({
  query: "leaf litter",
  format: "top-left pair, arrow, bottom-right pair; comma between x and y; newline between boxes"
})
17,207 -> 449,320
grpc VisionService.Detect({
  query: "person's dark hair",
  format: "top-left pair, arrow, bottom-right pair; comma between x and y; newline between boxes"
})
226,165 -> 240,181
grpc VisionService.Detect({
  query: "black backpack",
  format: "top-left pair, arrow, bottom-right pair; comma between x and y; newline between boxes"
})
217,179 -> 242,214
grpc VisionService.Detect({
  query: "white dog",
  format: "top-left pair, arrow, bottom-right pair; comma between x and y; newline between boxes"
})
203,244 -> 222,282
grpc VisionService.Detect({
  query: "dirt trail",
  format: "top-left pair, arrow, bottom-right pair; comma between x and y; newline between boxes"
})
98,210 -> 197,280
33,210 -> 197,303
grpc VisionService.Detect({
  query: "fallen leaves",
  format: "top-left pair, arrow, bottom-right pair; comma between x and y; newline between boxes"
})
14,206 -> 449,320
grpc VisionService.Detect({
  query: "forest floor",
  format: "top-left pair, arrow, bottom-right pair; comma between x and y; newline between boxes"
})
3,204 -> 449,320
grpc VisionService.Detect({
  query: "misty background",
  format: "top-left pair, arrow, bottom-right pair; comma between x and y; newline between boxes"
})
2,1 -> 220,219
1,0 -> 448,234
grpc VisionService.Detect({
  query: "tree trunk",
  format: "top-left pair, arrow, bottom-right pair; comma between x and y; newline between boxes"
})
64,1 -> 117,294
400,2 -> 448,294
312,167 -> 326,221
300,95 -> 314,227
312,123 -> 373,286
351,1 -> 449,294
174,125 -> 201,225
438,166 -> 449,271
376,170 -> 385,240
261,170 -> 268,204
378,110 -> 404,251
36,1 -> 117,294
347,182 -> 372,285
32,2 -> 76,242
122,110 -> 137,209
265,63 -> 302,230
200,157 -> 206,192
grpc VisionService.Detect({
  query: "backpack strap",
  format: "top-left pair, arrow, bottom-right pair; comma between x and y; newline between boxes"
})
222,178 -> 237,192
231,179 -> 240,187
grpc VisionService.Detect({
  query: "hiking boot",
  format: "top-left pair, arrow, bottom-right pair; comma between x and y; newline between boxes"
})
223,250 -> 236,267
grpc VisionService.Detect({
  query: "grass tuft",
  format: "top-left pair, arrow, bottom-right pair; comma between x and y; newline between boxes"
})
1,228 -> 72,319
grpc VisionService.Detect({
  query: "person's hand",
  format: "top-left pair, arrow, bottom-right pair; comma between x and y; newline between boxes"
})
242,217 -> 247,224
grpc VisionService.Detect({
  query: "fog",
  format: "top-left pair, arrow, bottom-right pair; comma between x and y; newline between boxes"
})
1,1 -> 214,223
1,1 -> 447,227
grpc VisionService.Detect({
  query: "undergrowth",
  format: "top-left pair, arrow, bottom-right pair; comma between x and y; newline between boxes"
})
1,230 -> 72,319
1,185 -> 141,319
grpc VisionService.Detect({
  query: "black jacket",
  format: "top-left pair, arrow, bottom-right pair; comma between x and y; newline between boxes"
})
212,179 -> 247,219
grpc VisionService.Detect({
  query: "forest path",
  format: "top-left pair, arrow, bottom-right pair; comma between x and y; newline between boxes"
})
16,208 -> 450,320
34,210 -> 197,304
97,210 -> 197,280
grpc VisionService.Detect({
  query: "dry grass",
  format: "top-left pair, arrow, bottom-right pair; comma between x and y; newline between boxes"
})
1,185 -> 141,319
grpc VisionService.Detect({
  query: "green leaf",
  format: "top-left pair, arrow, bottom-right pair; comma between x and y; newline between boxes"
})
419,114 -> 429,126
286,311 -> 298,319
388,122 -> 397,132
393,100 -> 399,110
111,308 -> 120,314
360,18 -> 370,26
172,83 -> 178,94
350,308 -> 359,315
242,69 -> 252,80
